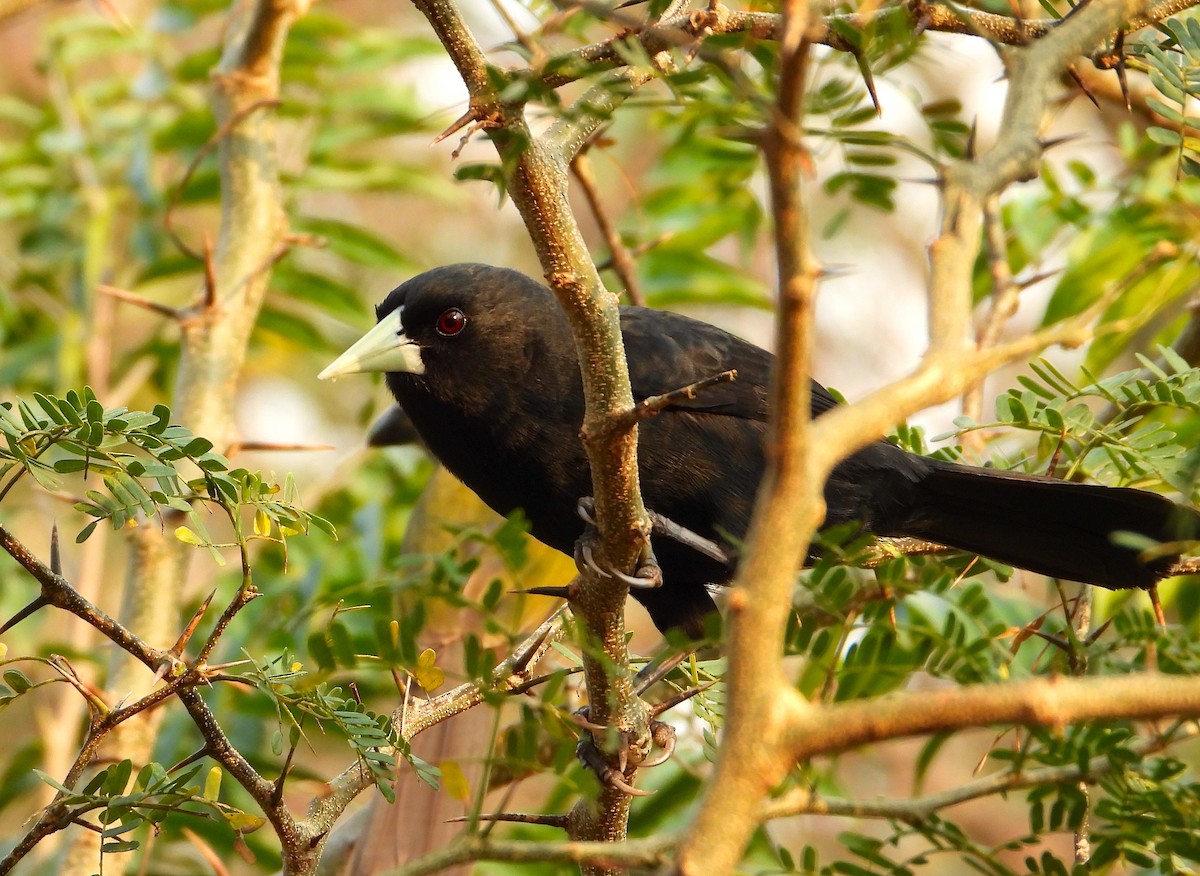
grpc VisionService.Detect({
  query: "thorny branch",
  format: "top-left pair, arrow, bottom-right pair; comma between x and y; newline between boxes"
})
350,697 -> 1200,876
534,0 -> 1200,91
6,0 -> 1200,869
0,524 -> 162,667
66,2 -> 312,871
411,0 -> 670,860
407,0 -> 1200,869
0,527 -> 271,874
0,522 -> 570,875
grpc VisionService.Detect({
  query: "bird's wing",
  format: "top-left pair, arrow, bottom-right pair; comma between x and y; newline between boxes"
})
619,306 -> 841,420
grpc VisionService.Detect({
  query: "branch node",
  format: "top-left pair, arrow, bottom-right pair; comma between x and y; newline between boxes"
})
615,369 -> 738,431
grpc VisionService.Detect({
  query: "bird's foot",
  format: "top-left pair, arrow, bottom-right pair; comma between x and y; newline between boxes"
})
575,727 -> 656,797
570,650 -> 711,796
572,709 -> 675,797
577,497 -> 729,567
574,498 -> 663,589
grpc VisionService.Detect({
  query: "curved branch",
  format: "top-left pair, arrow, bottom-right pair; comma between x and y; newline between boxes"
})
677,0 -> 821,870
763,723 -> 1196,822
782,673 -> 1200,761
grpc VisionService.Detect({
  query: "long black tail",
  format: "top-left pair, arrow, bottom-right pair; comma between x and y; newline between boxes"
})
894,459 -> 1200,589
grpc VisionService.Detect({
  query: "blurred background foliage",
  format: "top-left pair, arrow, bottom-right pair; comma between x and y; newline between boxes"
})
2,0 -> 1200,873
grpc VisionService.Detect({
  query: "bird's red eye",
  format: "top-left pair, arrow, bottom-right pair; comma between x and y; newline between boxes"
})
436,308 -> 467,337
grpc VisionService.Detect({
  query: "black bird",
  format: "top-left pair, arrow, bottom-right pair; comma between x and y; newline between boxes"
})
321,264 -> 1199,636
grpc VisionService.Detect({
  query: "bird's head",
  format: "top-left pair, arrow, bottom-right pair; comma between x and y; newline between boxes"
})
319,264 -> 566,405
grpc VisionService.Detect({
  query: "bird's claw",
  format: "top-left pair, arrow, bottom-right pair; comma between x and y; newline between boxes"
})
640,720 -> 677,767
566,709 -> 609,734
609,544 -> 663,590
575,729 -> 656,797
573,536 -> 611,580
578,496 -> 726,580
573,706 -> 678,796
576,497 -> 598,527
573,498 -> 663,589
577,737 -> 654,797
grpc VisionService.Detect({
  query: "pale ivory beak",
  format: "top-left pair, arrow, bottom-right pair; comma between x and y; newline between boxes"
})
319,308 -> 425,380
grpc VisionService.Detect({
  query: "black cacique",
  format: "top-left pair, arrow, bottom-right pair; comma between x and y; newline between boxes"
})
321,263 -> 1199,636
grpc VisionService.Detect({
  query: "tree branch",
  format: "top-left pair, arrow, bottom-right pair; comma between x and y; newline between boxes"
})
388,833 -> 674,876
762,722 -> 1196,823
536,0 -> 1200,91
0,524 -> 163,669
782,674 -> 1200,761
35,2 -> 311,870
303,611 -> 568,850
676,0 -> 820,871
410,0 -> 667,858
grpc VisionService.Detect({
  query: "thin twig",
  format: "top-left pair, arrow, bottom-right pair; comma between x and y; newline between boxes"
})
97,284 -> 186,321
163,98 -> 282,263
536,0 -> 1200,92
447,812 -> 569,827
962,195 -> 1021,426
615,370 -> 738,430
571,150 -> 646,306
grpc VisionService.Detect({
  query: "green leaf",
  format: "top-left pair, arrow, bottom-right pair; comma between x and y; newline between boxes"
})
33,769 -> 73,795
222,811 -> 267,832
307,632 -> 336,670
102,839 -> 140,853
292,217 -> 411,269
2,670 -> 33,694
148,404 -> 171,435
76,520 -> 101,543
32,393 -> 66,425
26,462 -> 63,492
183,437 -> 213,456
1146,96 -> 1184,124
328,622 -> 358,668
1148,126 -> 1184,146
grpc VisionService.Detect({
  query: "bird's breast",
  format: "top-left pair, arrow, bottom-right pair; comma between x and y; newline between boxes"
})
395,387 -> 592,553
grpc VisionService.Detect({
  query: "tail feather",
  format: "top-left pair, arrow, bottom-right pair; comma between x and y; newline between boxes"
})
895,460 -> 1199,589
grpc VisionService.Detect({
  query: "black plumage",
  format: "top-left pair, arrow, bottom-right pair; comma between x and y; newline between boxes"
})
323,264 -> 1199,636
